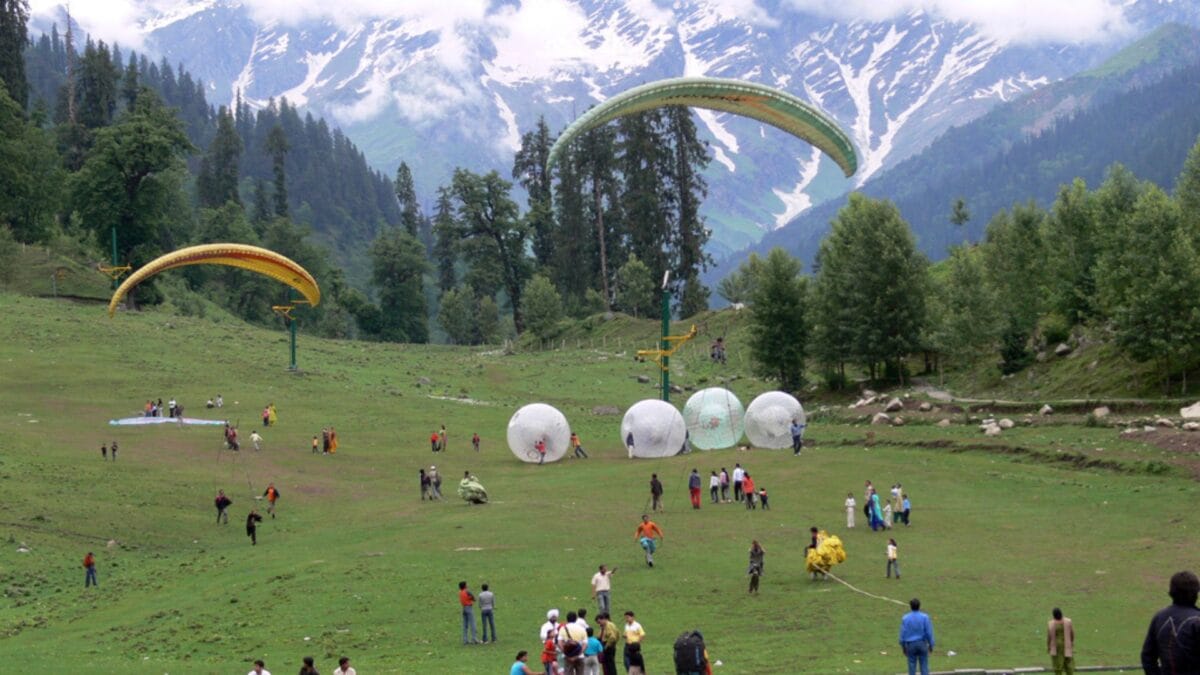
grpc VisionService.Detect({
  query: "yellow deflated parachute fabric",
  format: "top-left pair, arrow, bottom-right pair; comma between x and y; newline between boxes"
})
805,531 -> 846,574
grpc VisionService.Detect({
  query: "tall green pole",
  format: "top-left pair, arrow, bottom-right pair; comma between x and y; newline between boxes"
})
660,285 -> 670,402
288,316 -> 297,371
110,227 -> 118,290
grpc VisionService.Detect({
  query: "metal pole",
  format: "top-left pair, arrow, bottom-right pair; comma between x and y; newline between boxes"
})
289,316 -> 297,371
661,285 -> 670,402
110,227 -> 118,290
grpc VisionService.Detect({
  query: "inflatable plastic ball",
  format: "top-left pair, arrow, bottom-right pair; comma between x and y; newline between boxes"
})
744,391 -> 805,449
621,399 -> 689,458
682,387 -> 745,450
507,403 -> 571,464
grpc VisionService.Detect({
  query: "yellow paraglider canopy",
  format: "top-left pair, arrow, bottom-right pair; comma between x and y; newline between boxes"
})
107,243 -> 321,317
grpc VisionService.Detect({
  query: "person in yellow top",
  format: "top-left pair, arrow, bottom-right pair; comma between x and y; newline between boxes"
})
267,403 -> 277,426
622,611 -> 646,673
570,432 -> 589,459
634,515 -> 664,567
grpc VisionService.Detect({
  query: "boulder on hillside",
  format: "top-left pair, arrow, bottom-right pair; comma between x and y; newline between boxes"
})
1093,406 -> 1111,419
918,402 -> 933,412
670,384 -> 684,394
1156,418 -> 1176,429
1181,402 -> 1200,419
863,389 -> 878,399
416,376 -> 432,386
936,419 -> 952,428
871,412 -> 891,426
984,425 -> 1002,437
884,398 -> 904,412
592,405 -> 621,416
998,418 -> 1015,429
891,416 -> 906,427
1184,422 -> 1200,432
636,375 -> 651,384
1039,404 -> 1054,416
1055,342 -> 1072,357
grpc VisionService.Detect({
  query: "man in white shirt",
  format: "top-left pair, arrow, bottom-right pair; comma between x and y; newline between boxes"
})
250,431 -> 263,451
248,659 -> 270,675
574,608 -> 590,631
591,565 -> 615,614
541,609 -> 560,641
845,493 -> 857,528
557,611 -> 589,675
732,464 -> 746,502
333,656 -> 356,675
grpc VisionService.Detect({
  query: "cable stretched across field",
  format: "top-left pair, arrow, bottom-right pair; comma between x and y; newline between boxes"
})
818,567 -> 907,606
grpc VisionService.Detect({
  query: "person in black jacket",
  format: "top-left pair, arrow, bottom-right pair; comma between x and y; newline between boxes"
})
1142,570 -> 1200,674
246,510 -> 263,545
215,490 -> 232,524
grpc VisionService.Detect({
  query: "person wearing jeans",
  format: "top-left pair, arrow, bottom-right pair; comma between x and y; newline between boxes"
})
887,539 -> 901,579
458,581 -> 478,644
479,584 -> 496,643
899,598 -> 935,675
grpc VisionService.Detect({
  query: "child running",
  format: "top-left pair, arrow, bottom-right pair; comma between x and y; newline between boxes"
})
633,515 -> 664,568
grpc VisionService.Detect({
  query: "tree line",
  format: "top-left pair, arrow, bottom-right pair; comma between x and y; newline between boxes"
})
738,145 -> 1200,394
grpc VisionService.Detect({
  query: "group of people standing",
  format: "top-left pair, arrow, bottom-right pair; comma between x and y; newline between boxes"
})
260,403 -> 277,427
98,440 -> 118,461
669,464 -> 767,511
316,427 -> 339,454
847,481 -> 911,531
142,397 -> 184,418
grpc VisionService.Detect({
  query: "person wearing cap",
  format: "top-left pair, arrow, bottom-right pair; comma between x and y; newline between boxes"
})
1142,570 -> 1200,674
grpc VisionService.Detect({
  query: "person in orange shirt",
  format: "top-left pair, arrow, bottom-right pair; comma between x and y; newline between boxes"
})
83,551 -> 97,587
458,581 -> 479,645
431,431 -> 440,453
633,515 -> 664,568
329,427 -> 338,454
742,473 -> 757,510
263,483 -> 280,519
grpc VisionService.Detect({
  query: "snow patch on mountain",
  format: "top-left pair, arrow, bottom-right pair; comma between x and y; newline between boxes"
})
772,146 -> 823,228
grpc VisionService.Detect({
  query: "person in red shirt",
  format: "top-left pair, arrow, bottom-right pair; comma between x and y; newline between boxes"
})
634,515 -> 664,567
431,431 -> 440,453
742,473 -> 757,510
535,439 -> 547,465
472,432 -> 480,452
263,483 -> 280,519
458,581 -> 479,644
83,552 -> 97,587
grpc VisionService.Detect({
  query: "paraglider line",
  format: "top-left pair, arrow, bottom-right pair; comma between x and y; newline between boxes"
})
818,568 -> 906,606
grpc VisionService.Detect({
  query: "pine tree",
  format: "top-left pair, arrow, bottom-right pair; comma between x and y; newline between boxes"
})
618,110 -> 670,285
437,288 -> 475,345
251,178 -> 272,226
615,254 -> 654,318
0,82 -> 62,242
198,106 -> 242,208
665,106 -> 712,313
1041,179 -> 1097,324
576,124 -> 621,307
523,274 -> 564,339
121,51 -> 139,110
431,186 -> 458,293
512,116 -> 555,266
983,201 -> 1045,372
265,124 -> 289,217
0,0 -> 30,109
1174,136 -> 1200,226
924,246 -> 998,384
949,197 -> 970,243
747,248 -> 808,391
369,226 -> 429,343
76,39 -> 118,129
395,161 -> 420,236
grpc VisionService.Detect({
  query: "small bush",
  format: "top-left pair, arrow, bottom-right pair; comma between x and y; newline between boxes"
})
1038,313 -> 1071,347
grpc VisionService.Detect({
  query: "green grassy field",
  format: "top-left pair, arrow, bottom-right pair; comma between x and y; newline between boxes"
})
0,292 -> 1197,674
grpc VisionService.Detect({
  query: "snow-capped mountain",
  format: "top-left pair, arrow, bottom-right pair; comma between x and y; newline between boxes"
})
38,0 -> 1200,258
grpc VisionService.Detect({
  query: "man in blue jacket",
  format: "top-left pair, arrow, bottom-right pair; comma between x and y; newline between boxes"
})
899,597 -> 935,675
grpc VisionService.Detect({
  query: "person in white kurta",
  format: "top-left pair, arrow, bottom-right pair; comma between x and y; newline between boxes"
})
845,493 -> 857,528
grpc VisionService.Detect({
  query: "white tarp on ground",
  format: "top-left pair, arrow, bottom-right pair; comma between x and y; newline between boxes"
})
744,392 -> 805,449
622,399 -> 689,458
506,403 -> 571,463
109,416 -> 227,427
683,387 -> 745,450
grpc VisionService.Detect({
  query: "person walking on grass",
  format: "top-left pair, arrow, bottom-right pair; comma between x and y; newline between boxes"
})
250,430 -> 263,452
479,583 -> 496,643
732,463 -> 745,502
649,474 -> 664,512
332,656 -> 356,675
1141,570 -> 1200,674
719,467 -> 730,502
248,659 -> 270,675
83,551 -> 97,587
311,435 -> 320,454
473,432 -> 481,453
1047,607 -> 1075,675
622,611 -> 645,673
215,489 -> 232,524
596,613 -> 620,675
742,473 -> 756,510
110,440 -> 118,461
429,465 -> 442,499
571,432 -> 589,459
845,492 -> 857,528
688,469 -> 702,509
263,483 -> 280,519
458,581 -> 479,644
430,430 -> 440,453
246,510 -> 263,545
419,469 -> 430,500
709,471 -> 720,504
899,598 -> 935,675
748,540 -> 764,594
887,538 -> 901,579
902,493 -> 912,526
511,650 -> 538,675
583,627 -> 603,675
591,565 -> 615,615
790,418 -> 805,455
101,443 -> 107,460
634,515 -> 664,567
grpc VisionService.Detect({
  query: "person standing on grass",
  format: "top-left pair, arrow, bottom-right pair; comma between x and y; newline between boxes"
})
429,465 -> 442,499
419,469 -> 430,500
649,474 -> 664,512
473,432 -> 481,452
719,467 -> 730,502
758,486 -> 770,510
748,540 -> 764,594
591,565 -> 615,615
541,632 -> 560,675
110,440 -> 118,461
298,656 -> 318,675
263,483 -> 280,519
709,471 -> 720,504
215,489 -> 232,524
902,494 -> 912,526
458,581 -> 479,644
571,432 -> 589,459
1141,570 -> 1200,674
262,406 -> 270,428
845,493 -> 857,528
479,583 -> 496,643
634,515 -> 664,567
583,626 -> 603,675
328,427 -> 338,453
439,424 -> 447,452
864,481 -> 875,522
887,538 -> 900,579
511,650 -> 538,675
557,611 -> 588,675
870,491 -> 885,531
741,473 -> 756,510
883,502 -> 894,529
83,551 -> 97,587
430,430 -> 440,453
732,464 -> 745,502
248,659 -> 270,675
100,443 -> 107,460
688,469 -> 702,509
899,598 -> 935,675
311,435 -> 319,454
332,656 -> 356,675
1047,607 -> 1075,675
535,439 -> 547,464
790,418 -> 805,455
268,403 -> 277,426
596,613 -> 620,675
323,428 -> 331,454
246,510 -> 263,545
250,430 -> 263,452
541,609 -> 561,642
621,611 -> 645,672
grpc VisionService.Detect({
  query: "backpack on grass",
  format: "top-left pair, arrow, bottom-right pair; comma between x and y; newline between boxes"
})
673,630 -> 706,672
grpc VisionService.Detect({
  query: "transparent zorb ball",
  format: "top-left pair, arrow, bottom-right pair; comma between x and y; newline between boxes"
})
744,391 -> 805,449
620,399 -> 689,458
682,387 -> 745,450
507,403 -> 571,464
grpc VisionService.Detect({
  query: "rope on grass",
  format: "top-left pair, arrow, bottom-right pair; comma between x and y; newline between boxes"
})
818,567 -> 907,607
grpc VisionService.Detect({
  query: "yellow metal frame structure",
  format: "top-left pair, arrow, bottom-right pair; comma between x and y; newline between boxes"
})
637,324 -> 698,372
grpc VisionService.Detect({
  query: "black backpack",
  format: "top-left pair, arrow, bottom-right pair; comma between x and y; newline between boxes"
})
673,630 -> 706,672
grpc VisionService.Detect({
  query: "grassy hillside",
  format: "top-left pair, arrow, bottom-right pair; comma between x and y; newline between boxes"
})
1,291 -> 1198,673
